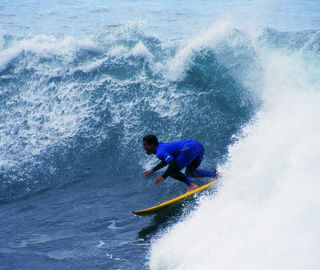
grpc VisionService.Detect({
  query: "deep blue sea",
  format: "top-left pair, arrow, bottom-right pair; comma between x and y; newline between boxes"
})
1,1 -> 320,269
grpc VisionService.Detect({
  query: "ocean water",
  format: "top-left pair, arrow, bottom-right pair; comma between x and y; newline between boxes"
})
1,1 -> 320,269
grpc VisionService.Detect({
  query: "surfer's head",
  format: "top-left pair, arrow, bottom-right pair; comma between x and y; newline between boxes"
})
143,135 -> 158,155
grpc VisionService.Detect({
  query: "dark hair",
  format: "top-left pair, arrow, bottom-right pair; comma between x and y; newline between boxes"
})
143,134 -> 159,146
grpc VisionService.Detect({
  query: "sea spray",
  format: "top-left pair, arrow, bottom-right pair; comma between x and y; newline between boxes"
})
148,26 -> 320,270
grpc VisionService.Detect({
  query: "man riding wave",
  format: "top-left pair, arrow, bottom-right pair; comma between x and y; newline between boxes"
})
142,135 -> 218,193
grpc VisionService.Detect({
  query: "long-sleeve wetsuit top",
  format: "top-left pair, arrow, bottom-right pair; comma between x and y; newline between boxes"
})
152,140 -> 195,178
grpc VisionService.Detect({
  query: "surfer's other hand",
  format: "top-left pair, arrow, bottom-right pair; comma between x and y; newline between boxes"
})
142,169 -> 153,175
155,176 -> 165,185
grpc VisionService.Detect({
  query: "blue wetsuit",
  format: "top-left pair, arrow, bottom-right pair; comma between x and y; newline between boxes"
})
152,140 -> 217,186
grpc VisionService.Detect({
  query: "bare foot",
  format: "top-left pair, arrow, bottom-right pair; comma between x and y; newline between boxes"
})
186,183 -> 198,193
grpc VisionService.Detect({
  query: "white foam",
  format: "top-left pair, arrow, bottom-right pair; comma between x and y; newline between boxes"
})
107,220 -> 120,230
131,41 -> 153,59
79,58 -> 106,73
107,46 -> 129,57
0,34 -> 106,180
165,21 -> 234,81
0,35 -> 96,72
0,78 -> 94,176
148,27 -> 320,270
77,42 -> 149,73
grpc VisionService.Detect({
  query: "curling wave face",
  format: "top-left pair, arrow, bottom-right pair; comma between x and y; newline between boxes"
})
0,24 -> 257,202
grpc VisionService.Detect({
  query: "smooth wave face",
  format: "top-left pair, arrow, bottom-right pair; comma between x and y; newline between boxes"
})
148,26 -> 320,270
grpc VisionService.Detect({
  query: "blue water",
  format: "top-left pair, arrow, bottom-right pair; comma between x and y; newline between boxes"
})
1,1 -> 320,269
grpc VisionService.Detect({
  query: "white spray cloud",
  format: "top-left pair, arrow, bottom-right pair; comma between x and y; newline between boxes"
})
148,26 -> 320,270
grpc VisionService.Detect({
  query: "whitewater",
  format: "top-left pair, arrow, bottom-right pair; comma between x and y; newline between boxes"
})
1,1 -> 320,270
149,27 -> 320,269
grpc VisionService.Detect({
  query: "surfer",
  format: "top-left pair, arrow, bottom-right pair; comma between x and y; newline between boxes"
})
142,135 -> 218,193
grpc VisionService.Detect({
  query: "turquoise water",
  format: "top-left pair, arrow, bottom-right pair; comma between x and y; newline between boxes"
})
1,1 -> 320,269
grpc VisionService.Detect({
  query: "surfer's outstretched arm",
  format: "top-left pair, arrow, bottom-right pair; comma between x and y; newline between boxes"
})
142,169 -> 154,175
142,161 -> 167,175
152,160 -> 167,172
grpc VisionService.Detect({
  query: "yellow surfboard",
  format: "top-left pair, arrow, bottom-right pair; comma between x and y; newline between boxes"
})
133,180 -> 218,216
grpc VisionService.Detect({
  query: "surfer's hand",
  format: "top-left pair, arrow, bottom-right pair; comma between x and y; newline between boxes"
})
142,169 -> 153,175
155,176 -> 165,185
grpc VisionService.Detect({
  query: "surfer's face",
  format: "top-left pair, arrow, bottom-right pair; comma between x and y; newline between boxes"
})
143,141 -> 155,155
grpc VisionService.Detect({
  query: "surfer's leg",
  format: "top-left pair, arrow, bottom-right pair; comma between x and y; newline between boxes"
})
187,167 -> 217,178
170,141 -> 208,191
166,160 -> 198,191
166,160 -> 192,185
168,170 -> 198,192
175,141 -> 202,169
185,156 -> 201,177
170,171 -> 192,185
185,156 -> 217,178
170,170 -> 198,192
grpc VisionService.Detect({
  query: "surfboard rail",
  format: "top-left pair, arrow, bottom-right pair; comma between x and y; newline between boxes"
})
133,180 -> 217,216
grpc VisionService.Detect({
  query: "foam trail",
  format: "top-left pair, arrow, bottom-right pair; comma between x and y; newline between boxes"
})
148,28 -> 320,270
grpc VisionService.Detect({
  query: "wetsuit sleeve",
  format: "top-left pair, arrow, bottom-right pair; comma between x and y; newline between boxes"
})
157,151 -> 174,164
156,148 -> 174,176
152,161 -> 167,172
